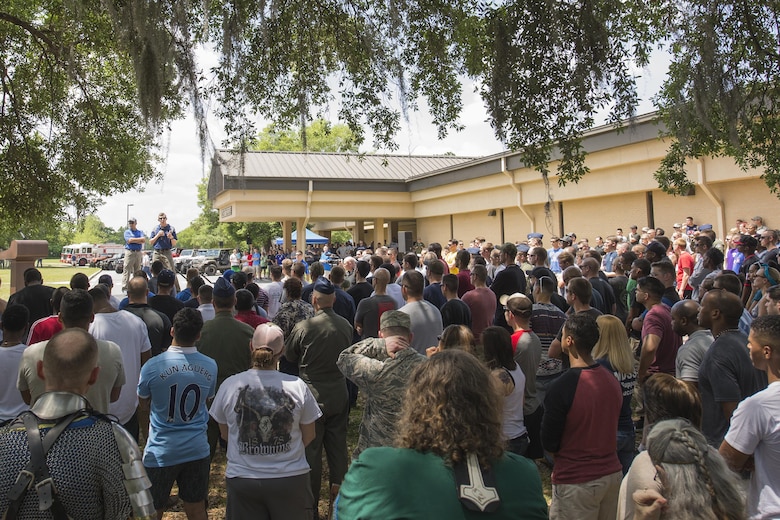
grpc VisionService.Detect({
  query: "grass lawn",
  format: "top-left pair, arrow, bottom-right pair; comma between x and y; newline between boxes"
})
0,260 -> 100,300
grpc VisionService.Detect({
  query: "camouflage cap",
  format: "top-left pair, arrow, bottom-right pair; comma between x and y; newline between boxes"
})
380,310 -> 411,331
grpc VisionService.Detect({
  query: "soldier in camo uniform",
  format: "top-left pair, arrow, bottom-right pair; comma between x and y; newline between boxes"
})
336,310 -> 427,458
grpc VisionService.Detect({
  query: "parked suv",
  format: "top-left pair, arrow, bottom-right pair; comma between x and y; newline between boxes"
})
174,249 -> 202,274
190,248 -> 231,276
100,253 -> 124,271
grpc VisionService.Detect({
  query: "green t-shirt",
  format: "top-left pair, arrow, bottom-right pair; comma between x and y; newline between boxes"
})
335,447 -> 548,519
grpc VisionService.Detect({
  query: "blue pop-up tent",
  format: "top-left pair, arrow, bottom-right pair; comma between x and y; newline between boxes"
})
274,229 -> 329,245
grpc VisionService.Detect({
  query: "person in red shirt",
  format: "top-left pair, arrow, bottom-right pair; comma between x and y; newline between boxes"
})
541,313 -> 623,518
234,289 -> 268,329
26,287 -> 69,345
674,238 -> 695,299
461,265 -> 496,341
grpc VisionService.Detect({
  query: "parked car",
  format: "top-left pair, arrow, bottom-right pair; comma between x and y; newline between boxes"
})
190,248 -> 232,276
174,249 -> 208,274
100,253 -> 124,271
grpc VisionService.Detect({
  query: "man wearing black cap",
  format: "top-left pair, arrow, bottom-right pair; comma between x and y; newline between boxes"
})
197,276 -> 254,457
284,277 -> 353,513
149,269 -> 184,324
122,216 -> 146,292
490,243 -> 527,332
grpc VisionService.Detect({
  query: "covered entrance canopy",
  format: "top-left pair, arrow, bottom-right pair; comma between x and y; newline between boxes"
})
274,229 -> 329,246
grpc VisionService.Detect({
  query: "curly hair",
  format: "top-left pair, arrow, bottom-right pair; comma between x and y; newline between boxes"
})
648,419 -> 745,520
396,350 -> 504,468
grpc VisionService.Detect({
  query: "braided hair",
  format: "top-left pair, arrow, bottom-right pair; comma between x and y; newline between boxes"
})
647,419 -> 745,519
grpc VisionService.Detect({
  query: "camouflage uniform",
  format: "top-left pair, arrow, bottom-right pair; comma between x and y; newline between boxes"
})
336,337 -> 427,458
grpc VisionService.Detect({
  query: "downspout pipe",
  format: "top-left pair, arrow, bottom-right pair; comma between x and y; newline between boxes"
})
304,180 -> 313,230
695,159 -> 725,238
501,156 -> 535,231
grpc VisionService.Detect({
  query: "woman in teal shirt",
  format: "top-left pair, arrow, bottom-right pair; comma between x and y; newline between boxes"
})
335,350 -> 548,519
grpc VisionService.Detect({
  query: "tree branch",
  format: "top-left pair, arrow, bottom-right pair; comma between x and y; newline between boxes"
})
0,11 -> 62,58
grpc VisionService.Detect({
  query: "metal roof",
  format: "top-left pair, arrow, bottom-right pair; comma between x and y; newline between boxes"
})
213,150 -> 476,181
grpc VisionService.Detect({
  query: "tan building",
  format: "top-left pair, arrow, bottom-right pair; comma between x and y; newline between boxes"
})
208,113 -> 776,250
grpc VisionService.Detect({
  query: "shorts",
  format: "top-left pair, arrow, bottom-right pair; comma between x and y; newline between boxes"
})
146,456 -> 211,509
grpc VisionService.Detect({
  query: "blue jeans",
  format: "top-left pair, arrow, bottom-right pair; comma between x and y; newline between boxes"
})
617,428 -> 636,475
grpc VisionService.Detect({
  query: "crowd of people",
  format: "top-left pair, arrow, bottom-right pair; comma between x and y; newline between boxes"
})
0,212 -> 778,519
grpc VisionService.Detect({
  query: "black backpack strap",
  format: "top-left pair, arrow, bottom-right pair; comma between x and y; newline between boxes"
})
5,411 -> 82,520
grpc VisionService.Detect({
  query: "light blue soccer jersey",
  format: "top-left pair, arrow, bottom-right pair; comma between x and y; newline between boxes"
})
138,346 -> 217,467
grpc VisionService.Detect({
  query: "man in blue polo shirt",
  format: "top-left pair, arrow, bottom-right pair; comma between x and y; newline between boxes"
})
150,212 -> 179,290
123,217 -> 146,292
138,308 -> 216,519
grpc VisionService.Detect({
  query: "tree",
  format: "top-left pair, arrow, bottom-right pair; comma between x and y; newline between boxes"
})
5,0 -> 780,226
0,1 -> 173,229
653,0 -> 780,196
331,231 -> 353,245
251,119 -> 358,153
72,215 -> 113,244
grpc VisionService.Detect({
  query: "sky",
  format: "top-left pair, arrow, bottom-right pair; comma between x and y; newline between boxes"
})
95,50 -> 671,234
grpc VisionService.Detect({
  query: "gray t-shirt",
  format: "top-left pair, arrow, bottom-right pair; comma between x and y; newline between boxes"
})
698,331 -> 767,446
675,329 -> 714,382
399,300 -> 443,355
514,330 -> 542,414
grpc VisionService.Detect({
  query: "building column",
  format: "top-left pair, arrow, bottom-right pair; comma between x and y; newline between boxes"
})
282,220 -> 292,253
388,221 -> 399,245
296,218 -> 307,252
353,221 -> 365,245
373,218 -> 385,247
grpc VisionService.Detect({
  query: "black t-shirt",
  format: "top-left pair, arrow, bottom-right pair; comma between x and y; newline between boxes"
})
148,294 -> 185,324
490,265 -> 527,330
347,281 -> 373,308
8,284 -> 55,328
589,277 -> 616,315
124,304 -> 172,356
698,331 -> 767,446
440,299 -> 472,329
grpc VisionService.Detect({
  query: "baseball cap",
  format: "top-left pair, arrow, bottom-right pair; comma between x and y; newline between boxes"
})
157,269 -> 175,286
645,241 -> 667,258
527,232 -> 544,240
379,310 -> 411,331
313,277 -> 335,295
98,274 -> 113,286
517,244 -> 530,253
128,217 -> 137,223
213,277 -> 236,298
251,323 -> 285,355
